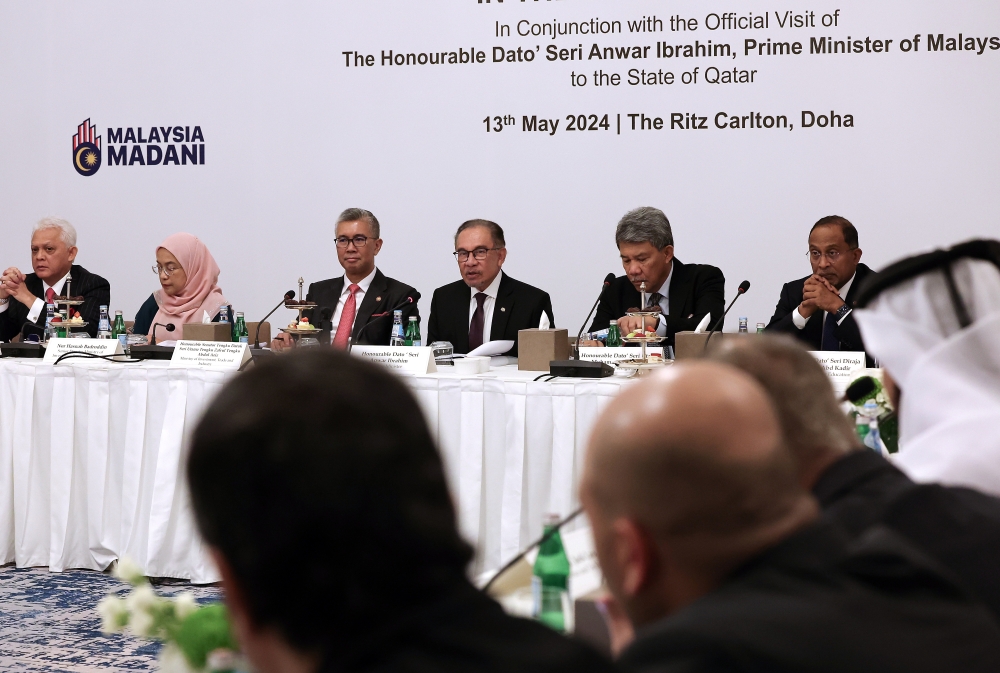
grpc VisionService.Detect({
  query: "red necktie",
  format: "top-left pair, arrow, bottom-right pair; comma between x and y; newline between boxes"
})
332,284 -> 360,349
468,292 -> 487,351
45,288 -> 55,305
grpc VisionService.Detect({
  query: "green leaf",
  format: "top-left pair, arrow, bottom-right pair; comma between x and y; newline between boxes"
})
175,603 -> 238,669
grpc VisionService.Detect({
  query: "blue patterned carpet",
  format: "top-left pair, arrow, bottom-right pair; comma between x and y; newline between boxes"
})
0,565 -> 222,672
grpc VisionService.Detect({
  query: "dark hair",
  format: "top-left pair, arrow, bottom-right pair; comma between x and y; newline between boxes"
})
337,208 -> 380,239
454,219 -> 505,248
810,215 -> 858,248
187,350 -> 472,653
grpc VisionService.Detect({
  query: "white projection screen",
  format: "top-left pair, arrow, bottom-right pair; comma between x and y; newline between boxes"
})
1,1 -> 998,332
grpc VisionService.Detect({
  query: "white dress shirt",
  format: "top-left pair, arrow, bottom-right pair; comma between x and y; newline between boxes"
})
468,270 -> 550,345
0,273 -> 68,323
330,267 -> 377,334
792,272 -> 855,330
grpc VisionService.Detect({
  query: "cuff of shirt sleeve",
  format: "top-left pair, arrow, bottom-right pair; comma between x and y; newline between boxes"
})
792,307 -> 808,330
0,301 -> 8,314
26,298 -> 44,324
655,315 -> 667,337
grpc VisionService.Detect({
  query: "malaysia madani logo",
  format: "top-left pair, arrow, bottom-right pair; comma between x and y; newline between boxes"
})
72,119 -> 102,177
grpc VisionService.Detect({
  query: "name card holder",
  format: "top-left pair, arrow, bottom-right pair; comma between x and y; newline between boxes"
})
351,346 -> 437,375
577,346 -> 664,367
44,338 -> 124,364
169,341 -> 251,370
809,351 -> 866,394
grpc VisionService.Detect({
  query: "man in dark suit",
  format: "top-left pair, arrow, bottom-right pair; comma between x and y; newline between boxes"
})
0,217 -> 110,340
583,360 -> 1000,673
765,215 -> 875,363
187,350 -> 615,673
587,207 -> 724,348
427,219 -> 553,357
710,335 -> 1000,620
272,209 -> 419,350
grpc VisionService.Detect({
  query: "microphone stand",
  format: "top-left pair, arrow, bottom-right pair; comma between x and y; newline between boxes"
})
150,323 -> 174,346
482,507 -> 584,594
574,274 -> 616,360
254,293 -> 295,349
703,284 -> 749,352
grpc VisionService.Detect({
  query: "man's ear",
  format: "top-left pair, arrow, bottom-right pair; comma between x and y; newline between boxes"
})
662,245 -> 675,264
611,517 -> 657,598
67,246 -> 79,263
373,238 -> 383,256
852,247 -> 863,264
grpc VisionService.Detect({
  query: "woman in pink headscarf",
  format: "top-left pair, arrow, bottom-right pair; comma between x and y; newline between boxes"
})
132,233 -> 231,341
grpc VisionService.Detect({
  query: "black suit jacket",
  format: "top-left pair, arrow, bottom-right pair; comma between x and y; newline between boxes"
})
618,521 -> 1000,673
814,449 -> 1000,621
0,264 -> 110,340
589,259 -> 725,346
323,581 -> 614,673
765,263 -> 875,361
426,273 -> 554,356
304,269 -> 420,346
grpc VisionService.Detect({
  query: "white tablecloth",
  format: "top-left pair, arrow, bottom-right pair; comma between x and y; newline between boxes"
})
0,359 -> 628,582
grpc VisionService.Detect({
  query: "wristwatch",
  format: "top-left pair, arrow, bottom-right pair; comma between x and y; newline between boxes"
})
833,303 -> 851,322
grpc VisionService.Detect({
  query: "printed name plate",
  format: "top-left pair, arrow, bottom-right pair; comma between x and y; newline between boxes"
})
809,351 -> 866,394
578,346 -> 664,367
44,338 -> 124,363
169,341 -> 251,370
352,346 -> 437,375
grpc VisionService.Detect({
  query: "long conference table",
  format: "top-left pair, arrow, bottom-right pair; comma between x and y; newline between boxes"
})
0,357 -> 628,583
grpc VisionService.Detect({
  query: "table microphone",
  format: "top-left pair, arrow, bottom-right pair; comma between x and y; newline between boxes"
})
574,273 -> 616,359
482,507 -> 584,594
151,322 -> 175,346
254,290 -> 296,348
347,296 -> 415,352
703,280 -> 750,352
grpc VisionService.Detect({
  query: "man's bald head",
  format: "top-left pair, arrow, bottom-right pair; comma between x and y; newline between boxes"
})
584,361 -> 814,572
708,335 -> 861,487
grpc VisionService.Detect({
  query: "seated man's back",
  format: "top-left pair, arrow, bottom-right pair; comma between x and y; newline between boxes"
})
186,350 -> 612,673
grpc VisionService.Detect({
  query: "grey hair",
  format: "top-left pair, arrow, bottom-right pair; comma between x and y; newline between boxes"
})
454,219 -> 506,248
33,217 -> 77,248
615,207 -> 673,250
337,208 -> 380,239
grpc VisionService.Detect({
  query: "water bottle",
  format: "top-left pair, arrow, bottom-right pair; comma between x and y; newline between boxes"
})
862,400 -> 883,455
390,310 -> 404,346
606,321 -> 622,347
533,513 -> 571,633
218,306 -> 230,324
738,317 -> 748,333
234,312 -> 249,344
44,303 -> 56,342
112,311 -> 127,349
98,305 -> 111,339
404,316 -> 421,347
756,322 -> 765,334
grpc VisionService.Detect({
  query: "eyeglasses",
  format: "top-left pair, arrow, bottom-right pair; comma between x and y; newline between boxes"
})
152,264 -> 181,277
336,235 -> 371,249
454,247 -> 502,262
807,248 -> 855,263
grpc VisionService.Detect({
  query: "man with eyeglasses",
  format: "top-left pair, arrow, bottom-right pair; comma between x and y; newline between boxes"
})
765,215 -> 875,362
427,219 -> 553,357
272,208 -> 419,350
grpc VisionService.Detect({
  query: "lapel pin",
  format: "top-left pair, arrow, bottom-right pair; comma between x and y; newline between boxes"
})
500,307 -> 506,312
376,296 -> 382,302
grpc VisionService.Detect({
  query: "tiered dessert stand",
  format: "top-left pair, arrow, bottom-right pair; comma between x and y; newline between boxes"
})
50,273 -> 89,340
278,277 -> 320,343
617,281 -> 671,376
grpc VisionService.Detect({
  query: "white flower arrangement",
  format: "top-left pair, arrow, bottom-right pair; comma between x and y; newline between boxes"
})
99,558 -> 245,673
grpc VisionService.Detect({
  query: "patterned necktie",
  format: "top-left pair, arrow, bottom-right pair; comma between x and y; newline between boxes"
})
468,292 -> 488,351
332,284 -> 360,349
647,292 -> 663,310
45,287 -> 55,305
821,312 -> 839,351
